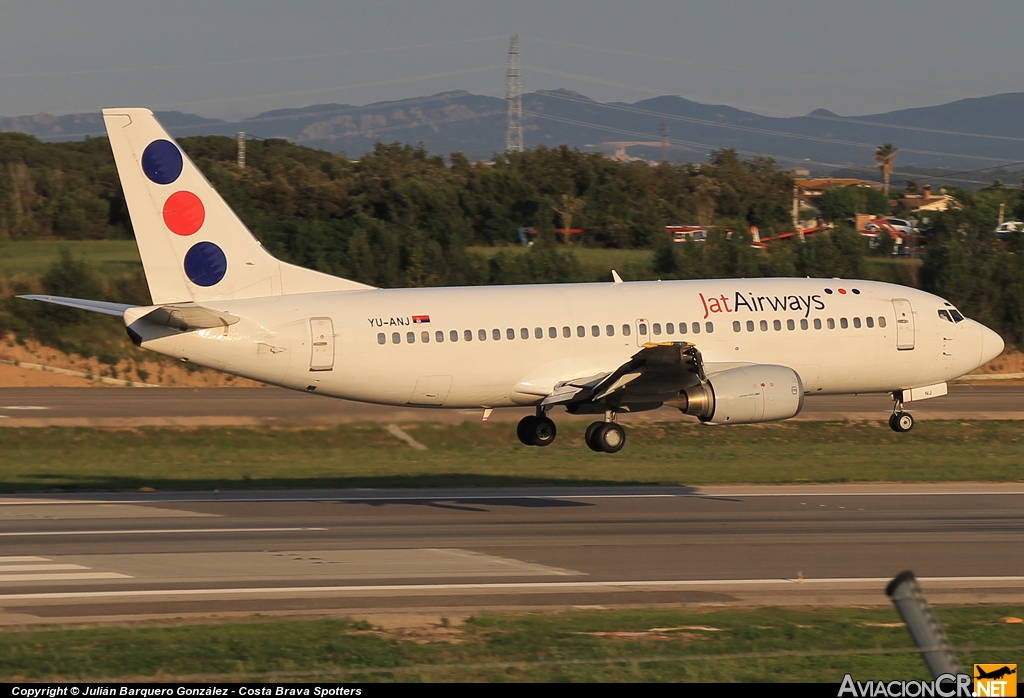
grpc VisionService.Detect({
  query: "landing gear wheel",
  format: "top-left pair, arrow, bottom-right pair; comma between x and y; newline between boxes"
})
892,411 -> 914,433
594,423 -> 626,453
532,417 -> 557,447
517,415 -> 538,445
888,413 -> 899,432
585,422 -> 604,452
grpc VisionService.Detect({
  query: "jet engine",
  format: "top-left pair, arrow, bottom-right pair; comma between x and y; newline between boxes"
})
669,365 -> 804,425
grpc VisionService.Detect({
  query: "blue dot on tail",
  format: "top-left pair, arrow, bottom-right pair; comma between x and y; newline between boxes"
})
184,242 -> 227,286
142,140 -> 183,184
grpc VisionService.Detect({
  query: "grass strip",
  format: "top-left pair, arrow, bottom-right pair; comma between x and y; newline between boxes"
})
1,420 -> 1023,493
3,606 -> 1022,682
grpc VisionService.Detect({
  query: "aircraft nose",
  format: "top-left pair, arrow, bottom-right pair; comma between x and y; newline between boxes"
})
980,323 -> 1004,366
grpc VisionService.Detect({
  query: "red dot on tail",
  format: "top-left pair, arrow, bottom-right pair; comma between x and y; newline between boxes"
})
163,191 -> 205,236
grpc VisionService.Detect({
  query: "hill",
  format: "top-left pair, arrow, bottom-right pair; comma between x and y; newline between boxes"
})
3,91 -> 1024,177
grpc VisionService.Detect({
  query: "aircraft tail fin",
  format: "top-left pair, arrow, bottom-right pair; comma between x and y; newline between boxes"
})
102,108 -> 373,304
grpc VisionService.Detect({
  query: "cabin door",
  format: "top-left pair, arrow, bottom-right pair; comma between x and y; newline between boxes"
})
634,318 -> 650,347
892,299 -> 915,351
309,317 -> 335,371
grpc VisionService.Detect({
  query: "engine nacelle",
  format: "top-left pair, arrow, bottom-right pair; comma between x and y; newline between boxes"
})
673,365 -> 804,425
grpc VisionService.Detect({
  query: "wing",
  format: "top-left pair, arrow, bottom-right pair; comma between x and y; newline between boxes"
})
544,341 -> 708,411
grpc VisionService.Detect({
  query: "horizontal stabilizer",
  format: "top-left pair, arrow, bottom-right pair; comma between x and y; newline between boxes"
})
17,295 -> 136,317
126,303 -> 240,331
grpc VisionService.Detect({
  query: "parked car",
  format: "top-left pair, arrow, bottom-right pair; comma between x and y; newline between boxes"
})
884,218 -> 916,236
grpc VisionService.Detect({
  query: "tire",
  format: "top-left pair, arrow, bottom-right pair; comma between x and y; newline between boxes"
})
533,417 -> 557,447
585,422 -> 604,452
596,423 -> 626,453
517,416 -> 538,446
896,412 -> 914,433
888,413 -> 900,432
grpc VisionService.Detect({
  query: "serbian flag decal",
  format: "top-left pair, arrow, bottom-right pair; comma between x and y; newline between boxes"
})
412,315 -> 431,325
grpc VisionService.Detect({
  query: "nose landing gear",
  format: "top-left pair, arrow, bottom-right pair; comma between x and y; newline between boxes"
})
889,392 -> 915,433
585,411 -> 626,453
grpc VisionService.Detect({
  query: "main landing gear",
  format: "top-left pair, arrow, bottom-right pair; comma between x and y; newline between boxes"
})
889,392 -> 915,433
585,412 -> 626,453
517,409 -> 557,447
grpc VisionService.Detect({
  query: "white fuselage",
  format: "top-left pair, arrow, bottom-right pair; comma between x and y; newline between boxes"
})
131,277 -> 999,410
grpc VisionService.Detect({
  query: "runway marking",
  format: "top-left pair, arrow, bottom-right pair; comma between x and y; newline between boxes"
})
0,563 -> 88,572
0,527 -> 329,537
0,556 -> 134,584
2,576 -> 1022,601
0,572 -> 131,582
0,405 -> 49,410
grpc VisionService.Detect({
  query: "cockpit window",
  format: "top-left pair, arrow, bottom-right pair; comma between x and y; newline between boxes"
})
937,309 -> 952,322
950,309 -> 964,322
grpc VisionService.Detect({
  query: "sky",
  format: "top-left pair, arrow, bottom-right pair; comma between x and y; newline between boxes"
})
1,0 -> 1023,122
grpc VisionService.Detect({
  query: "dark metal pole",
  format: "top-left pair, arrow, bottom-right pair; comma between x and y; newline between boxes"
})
886,571 -> 963,678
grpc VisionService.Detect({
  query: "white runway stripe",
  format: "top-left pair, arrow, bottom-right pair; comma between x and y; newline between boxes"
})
0,556 -> 50,562
1,576 -> 1022,601
0,572 -> 131,582
0,564 -> 88,572
0,527 -> 328,537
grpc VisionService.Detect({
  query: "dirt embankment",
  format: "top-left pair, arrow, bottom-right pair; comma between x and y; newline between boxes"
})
0,335 -> 262,388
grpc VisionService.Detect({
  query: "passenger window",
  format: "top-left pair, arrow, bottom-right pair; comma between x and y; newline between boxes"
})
535,327 -> 543,339
866,317 -> 874,328
653,323 -> 662,335
787,319 -> 795,331
464,329 -> 473,342
746,320 -> 755,332
407,332 -> 416,344
493,329 -> 502,340
733,321 -> 741,333
377,333 -> 386,345
622,324 -> 632,336
392,332 -> 401,344
563,326 -> 571,338
800,319 -> 808,330
421,331 -> 430,343
592,325 -> 600,337
878,316 -> 887,328
577,325 -> 585,337
760,320 -> 768,332
479,329 -> 487,341
521,328 -> 529,340
606,325 -> 615,337
451,330 -> 459,342
506,328 -> 515,340
436,330 -> 444,343
853,317 -> 862,329
814,318 -> 822,330
639,323 -> 648,336
692,322 -> 701,334
549,327 -> 557,338
706,322 -> 714,333
666,323 -> 675,335
840,318 -> 849,329
678,322 -> 687,335
773,320 -> 782,331
827,318 -> 836,330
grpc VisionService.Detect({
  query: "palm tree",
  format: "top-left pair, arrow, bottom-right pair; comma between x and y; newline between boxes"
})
874,143 -> 898,197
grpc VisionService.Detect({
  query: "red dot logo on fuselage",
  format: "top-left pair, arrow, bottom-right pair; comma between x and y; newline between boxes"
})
163,190 -> 205,236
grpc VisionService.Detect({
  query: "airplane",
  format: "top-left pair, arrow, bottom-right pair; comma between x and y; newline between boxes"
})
19,109 -> 1005,453
975,666 -> 1016,681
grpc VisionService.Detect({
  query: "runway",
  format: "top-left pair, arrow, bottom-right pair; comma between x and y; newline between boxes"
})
1,384 -> 1024,427
2,484 -> 1023,626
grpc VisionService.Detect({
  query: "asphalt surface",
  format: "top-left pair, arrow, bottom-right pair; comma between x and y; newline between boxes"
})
2,484 -> 1023,626
1,384 -> 1023,427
